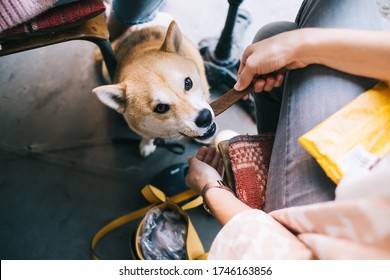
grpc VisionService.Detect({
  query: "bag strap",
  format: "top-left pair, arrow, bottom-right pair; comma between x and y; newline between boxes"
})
91,185 -> 202,260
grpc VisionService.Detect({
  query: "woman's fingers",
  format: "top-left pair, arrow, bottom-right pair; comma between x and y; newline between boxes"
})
252,73 -> 285,93
217,158 -> 225,177
274,73 -> 284,87
235,49 -> 257,91
203,146 -> 216,164
195,146 -> 208,161
193,146 -> 223,172
210,149 -> 221,169
253,79 -> 265,93
263,76 -> 276,92
195,146 -> 220,166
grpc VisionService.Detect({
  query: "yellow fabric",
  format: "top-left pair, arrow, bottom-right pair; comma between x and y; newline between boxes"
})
91,185 -> 206,260
298,81 -> 390,184
141,184 -> 166,204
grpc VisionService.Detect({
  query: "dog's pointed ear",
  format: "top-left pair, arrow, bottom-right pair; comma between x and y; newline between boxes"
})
92,83 -> 127,113
160,21 -> 183,54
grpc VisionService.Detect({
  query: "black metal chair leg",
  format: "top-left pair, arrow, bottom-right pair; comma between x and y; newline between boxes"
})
95,39 -> 117,82
199,0 -> 256,121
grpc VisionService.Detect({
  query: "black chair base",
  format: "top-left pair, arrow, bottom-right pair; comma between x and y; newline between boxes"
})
199,1 -> 256,122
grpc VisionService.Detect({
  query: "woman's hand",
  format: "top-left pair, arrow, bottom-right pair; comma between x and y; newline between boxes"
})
185,146 -> 224,195
186,145 -> 251,225
235,29 -> 309,95
235,28 -> 390,95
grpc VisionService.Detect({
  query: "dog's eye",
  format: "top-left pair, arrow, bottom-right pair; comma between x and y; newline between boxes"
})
154,104 -> 170,114
184,77 -> 193,91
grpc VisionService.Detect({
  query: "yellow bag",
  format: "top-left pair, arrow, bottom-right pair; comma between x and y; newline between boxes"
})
298,81 -> 390,184
91,185 -> 207,260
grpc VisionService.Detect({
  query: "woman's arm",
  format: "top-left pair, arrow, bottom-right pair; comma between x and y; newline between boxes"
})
235,28 -> 390,92
201,185 -> 251,225
299,28 -> 390,81
185,146 -> 251,226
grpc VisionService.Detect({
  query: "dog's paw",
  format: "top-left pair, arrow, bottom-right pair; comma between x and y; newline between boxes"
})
140,138 -> 156,157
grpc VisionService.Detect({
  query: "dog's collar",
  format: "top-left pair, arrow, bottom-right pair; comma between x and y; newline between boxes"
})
153,138 -> 185,155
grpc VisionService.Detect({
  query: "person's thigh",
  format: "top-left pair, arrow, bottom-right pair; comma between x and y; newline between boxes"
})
264,0 -> 383,212
296,0 -> 384,30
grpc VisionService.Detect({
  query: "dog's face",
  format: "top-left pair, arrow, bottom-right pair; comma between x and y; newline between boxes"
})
94,54 -> 216,141
93,21 -> 216,143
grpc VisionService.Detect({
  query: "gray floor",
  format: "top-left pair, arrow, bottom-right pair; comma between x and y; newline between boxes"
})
0,0 -> 301,260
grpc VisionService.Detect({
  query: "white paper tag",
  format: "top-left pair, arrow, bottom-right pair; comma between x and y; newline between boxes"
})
337,144 -> 379,175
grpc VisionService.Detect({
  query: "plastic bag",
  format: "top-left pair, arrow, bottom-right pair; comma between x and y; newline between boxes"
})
298,81 -> 390,184
138,207 -> 187,260
91,185 -> 206,260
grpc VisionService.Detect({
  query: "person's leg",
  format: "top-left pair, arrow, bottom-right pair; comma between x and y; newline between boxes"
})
108,0 -> 165,41
264,0 -> 383,212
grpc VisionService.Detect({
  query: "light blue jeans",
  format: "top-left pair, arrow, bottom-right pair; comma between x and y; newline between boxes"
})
252,0 -> 384,212
112,0 -> 165,25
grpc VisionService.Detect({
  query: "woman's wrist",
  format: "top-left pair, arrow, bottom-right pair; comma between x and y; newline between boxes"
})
204,186 -> 249,225
196,177 -> 222,194
201,180 -> 235,215
288,28 -> 317,68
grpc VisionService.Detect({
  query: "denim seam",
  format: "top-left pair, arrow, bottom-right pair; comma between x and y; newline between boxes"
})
284,87 -> 292,209
295,0 -> 308,26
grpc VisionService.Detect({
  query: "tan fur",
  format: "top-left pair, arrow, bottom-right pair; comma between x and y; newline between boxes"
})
93,21 -> 216,157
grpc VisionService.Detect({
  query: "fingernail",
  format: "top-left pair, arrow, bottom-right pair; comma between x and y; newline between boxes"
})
234,81 -> 241,91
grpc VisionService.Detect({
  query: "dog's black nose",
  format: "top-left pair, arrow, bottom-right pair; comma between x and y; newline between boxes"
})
195,109 -> 212,128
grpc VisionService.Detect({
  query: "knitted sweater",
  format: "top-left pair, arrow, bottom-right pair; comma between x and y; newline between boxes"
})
0,0 -> 57,32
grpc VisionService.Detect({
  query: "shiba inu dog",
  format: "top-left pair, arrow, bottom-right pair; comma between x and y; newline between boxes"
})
93,20 -> 216,157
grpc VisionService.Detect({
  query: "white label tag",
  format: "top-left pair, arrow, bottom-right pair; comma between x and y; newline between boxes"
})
337,144 -> 379,175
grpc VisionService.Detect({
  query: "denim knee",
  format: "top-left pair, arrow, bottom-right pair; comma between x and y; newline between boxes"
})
252,21 -> 297,43
112,0 -> 165,25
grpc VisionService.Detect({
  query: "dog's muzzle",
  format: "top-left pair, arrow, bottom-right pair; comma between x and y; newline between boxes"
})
195,109 -> 213,128
179,109 -> 217,141
193,109 -> 216,140
193,122 -> 217,141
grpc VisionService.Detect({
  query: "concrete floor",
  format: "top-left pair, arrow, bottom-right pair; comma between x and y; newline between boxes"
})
0,0 -> 302,259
